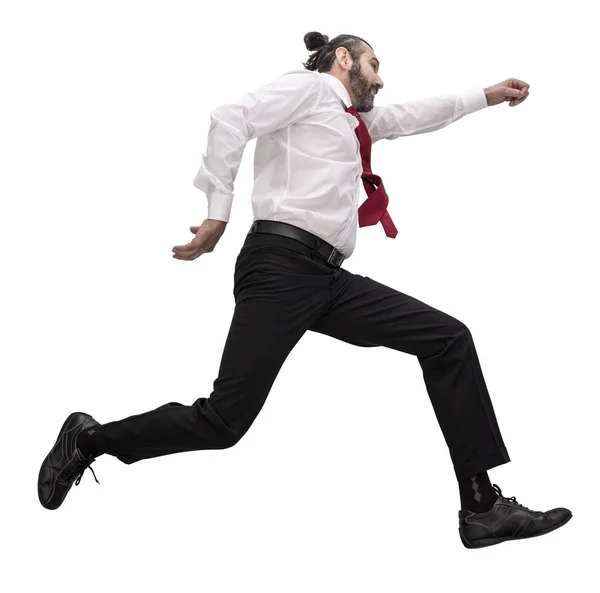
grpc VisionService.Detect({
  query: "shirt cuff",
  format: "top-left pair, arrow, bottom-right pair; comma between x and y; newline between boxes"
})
460,88 -> 488,115
206,188 -> 233,222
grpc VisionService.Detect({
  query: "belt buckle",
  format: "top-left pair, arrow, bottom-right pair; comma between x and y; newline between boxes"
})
326,247 -> 342,267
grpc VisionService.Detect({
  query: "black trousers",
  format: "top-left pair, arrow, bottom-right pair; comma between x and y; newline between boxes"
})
95,224 -> 510,480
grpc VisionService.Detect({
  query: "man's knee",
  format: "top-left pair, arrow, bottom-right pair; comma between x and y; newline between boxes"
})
420,315 -> 471,360
192,396 -> 256,449
441,313 -> 471,340
454,321 -> 471,340
211,426 -> 249,449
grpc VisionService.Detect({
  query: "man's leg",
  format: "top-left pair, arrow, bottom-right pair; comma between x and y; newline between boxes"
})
39,233 -> 336,509
308,269 -> 573,548
309,270 -> 510,484
88,245 -> 332,464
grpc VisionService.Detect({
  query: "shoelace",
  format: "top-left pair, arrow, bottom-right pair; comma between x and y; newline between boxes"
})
492,483 -> 530,510
62,458 -> 100,486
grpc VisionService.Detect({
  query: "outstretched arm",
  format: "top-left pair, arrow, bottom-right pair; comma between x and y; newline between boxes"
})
359,77 -> 529,143
359,87 -> 488,142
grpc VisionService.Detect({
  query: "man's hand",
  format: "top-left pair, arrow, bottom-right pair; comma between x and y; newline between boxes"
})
484,78 -> 530,107
172,218 -> 227,261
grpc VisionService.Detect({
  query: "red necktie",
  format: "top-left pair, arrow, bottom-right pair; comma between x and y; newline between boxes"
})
346,105 -> 398,238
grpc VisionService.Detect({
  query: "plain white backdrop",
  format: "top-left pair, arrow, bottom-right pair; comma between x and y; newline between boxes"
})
2,0 -> 598,590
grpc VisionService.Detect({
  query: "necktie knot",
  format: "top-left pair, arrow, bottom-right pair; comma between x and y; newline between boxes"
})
345,105 -> 359,118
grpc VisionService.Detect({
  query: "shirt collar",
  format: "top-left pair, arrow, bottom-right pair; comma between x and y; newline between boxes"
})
322,72 -> 352,109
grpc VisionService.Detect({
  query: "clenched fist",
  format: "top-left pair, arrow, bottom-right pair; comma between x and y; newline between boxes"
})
172,218 -> 227,261
484,78 -> 530,107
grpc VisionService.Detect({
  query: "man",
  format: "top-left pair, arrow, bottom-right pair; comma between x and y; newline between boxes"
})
38,31 -> 572,549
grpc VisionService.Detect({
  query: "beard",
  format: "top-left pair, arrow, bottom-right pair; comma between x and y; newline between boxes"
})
348,60 -> 376,112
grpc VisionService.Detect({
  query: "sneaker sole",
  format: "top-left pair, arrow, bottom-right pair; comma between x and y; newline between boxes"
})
459,512 -> 573,549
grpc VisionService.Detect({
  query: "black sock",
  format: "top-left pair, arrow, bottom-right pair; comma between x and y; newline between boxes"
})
458,471 -> 499,513
76,425 -> 104,460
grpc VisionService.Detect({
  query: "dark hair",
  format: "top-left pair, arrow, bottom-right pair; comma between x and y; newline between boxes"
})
302,31 -> 372,73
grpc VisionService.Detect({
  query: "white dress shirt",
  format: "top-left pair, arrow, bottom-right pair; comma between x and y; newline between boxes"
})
192,68 -> 488,259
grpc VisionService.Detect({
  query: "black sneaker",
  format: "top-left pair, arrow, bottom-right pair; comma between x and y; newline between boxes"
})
38,412 -> 101,510
458,483 -> 572,548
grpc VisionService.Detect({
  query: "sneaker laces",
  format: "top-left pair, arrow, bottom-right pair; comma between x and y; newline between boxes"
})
62,457 -> 100,487
492,483 -> 530,511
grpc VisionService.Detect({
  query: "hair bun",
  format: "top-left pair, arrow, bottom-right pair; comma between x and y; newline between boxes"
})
303,31 -> 330,51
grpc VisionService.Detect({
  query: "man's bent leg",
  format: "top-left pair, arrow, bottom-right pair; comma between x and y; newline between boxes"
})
309,270 -> 510,481
94,247 -> 331,464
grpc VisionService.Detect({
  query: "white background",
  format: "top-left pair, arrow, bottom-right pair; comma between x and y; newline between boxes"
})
2,0 -> 598,591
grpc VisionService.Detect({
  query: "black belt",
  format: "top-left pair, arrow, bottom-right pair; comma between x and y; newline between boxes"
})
247,220 -> 346,268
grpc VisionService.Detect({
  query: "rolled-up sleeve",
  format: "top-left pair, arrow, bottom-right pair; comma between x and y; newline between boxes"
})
359,87 -> 488,143
192,71 -> 322,222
